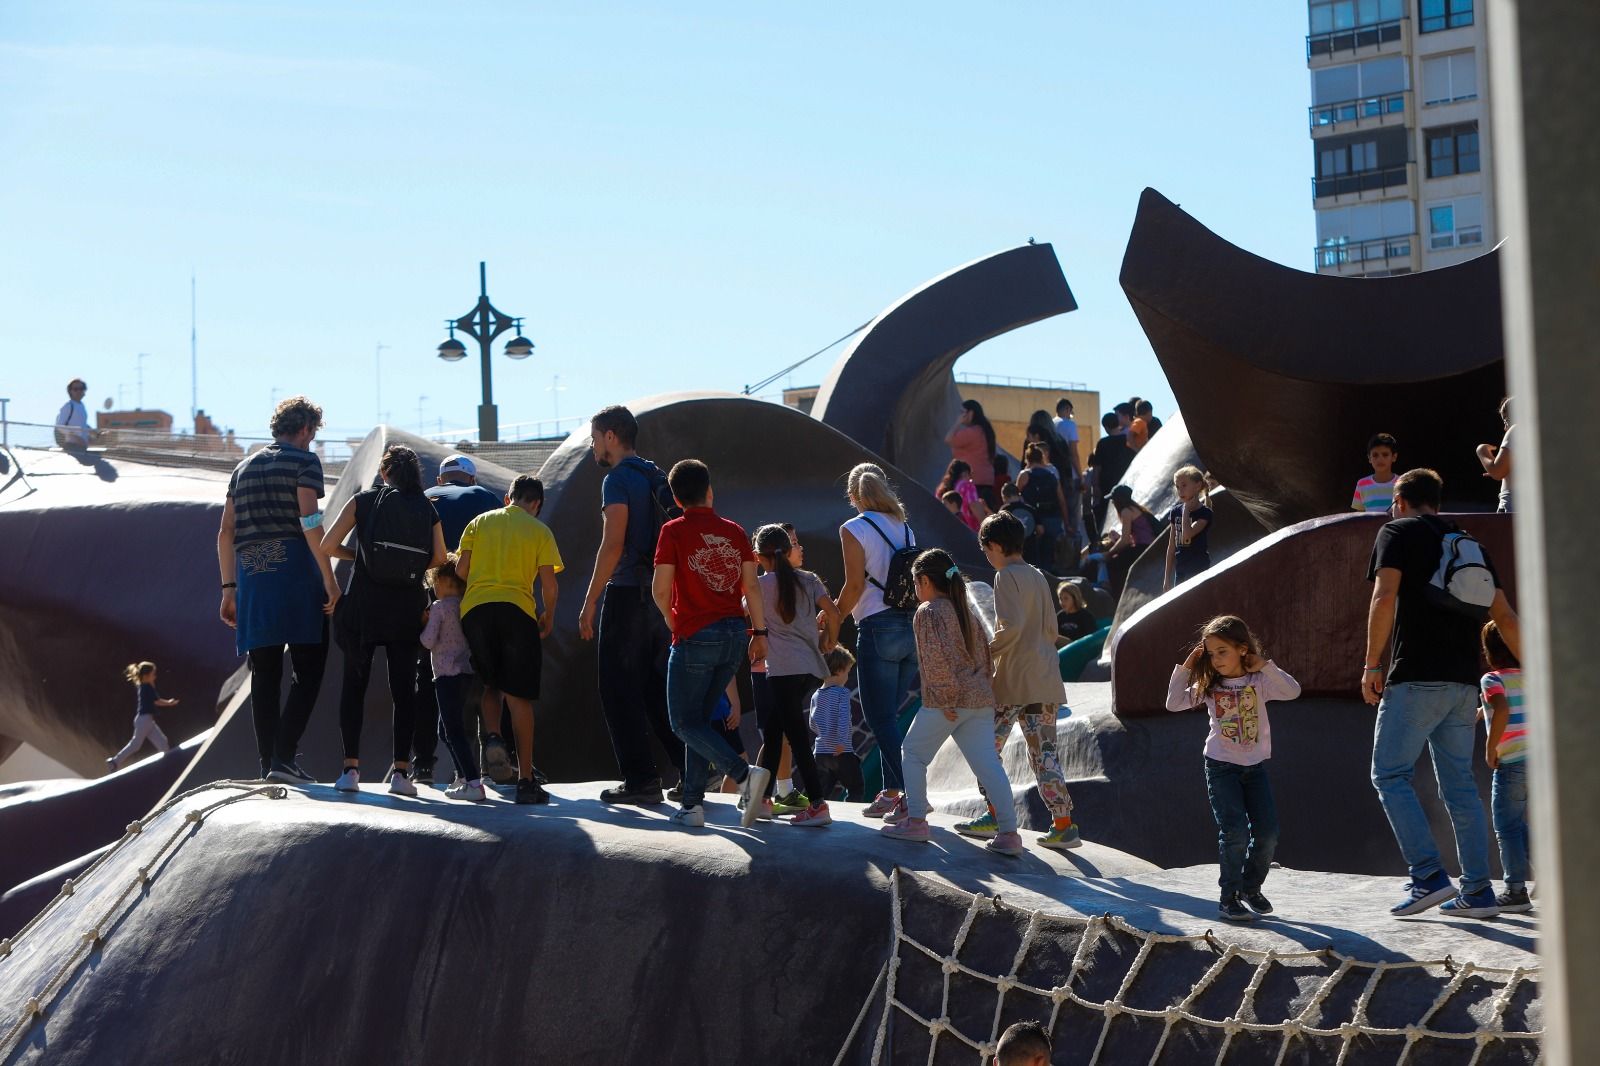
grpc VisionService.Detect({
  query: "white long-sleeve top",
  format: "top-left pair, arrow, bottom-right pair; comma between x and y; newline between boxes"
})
1165,661 -> 1301,766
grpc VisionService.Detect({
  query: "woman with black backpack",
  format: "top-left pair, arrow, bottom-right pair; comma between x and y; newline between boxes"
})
835,463 -> 921,818
318,445 -> 447,796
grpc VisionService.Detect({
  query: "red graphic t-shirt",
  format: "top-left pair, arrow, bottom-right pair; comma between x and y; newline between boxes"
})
653,507 -> 755,642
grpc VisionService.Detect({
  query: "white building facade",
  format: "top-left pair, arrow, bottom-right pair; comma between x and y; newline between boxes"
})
1307,0 -> 1494,276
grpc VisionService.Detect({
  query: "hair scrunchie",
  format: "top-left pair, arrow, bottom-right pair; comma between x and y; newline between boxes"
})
945,565 -> 961,579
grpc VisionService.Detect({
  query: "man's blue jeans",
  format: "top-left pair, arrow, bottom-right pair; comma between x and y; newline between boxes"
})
666,616 -> 750,809
1371,681 -> 1492,895
855,610 -> 919,792
1492,761 -> 1532,886
1203,757 -> 1279,897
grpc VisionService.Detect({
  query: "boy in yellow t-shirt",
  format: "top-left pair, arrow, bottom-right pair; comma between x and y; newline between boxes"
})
456,475 -> 564,804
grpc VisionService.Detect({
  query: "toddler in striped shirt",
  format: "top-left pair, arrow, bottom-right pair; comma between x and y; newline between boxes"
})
809,647 -> 864,802
1480,620 -> 1532,913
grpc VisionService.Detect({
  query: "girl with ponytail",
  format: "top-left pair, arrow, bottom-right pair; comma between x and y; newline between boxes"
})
879,549 -> 1023,856
749,524 -> 842,825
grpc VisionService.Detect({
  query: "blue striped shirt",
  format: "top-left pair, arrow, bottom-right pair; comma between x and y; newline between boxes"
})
227,443 -> 325,544
809,684 -> 854,755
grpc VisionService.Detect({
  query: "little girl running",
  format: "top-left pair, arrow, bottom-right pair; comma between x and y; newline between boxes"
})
881,549 -> 1022,856
107,661 -> 178,771
1166,616 -> 1301,922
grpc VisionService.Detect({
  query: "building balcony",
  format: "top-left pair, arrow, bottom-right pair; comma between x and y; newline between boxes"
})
1314,233 -> 1419,275
1307,17 -> 1409,65
1310,91 -> 1410,136
1313,161 -> 1414,205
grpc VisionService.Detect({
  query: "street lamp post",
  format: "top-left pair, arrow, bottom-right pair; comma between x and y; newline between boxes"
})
436,261 -> 533,443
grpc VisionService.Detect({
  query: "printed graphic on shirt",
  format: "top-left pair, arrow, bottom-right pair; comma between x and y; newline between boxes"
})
1212,684 -> 1260,746
239,539 -> 288,575
688,532 -> 744,594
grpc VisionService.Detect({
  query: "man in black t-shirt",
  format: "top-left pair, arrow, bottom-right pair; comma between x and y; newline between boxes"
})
1088,412 -> 1135,533
1363,468 -> 1522,920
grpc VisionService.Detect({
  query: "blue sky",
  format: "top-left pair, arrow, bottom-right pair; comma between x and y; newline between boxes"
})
1,2 -> 1314,445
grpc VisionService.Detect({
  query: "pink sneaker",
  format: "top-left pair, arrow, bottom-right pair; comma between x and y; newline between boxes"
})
791,802 -> 832,827
880,817 -> 929,842
883,796 -> 910,825
863,790 -> 901,818
987,831 -> 1025,857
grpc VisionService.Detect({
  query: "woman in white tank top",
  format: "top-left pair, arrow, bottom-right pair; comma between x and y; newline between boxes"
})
834,464 -> 920,815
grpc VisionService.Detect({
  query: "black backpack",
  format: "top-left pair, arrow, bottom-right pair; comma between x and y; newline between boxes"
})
622,456 -> 682,584
860,514 -> 920,611
1020,467 -> 1060,516
359,488 -> 435,588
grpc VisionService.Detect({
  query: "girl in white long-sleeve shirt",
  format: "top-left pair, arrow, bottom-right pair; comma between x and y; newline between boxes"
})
1166,615 -> 1301,923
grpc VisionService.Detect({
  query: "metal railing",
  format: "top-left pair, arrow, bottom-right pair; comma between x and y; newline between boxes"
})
1309,91 -> 1407,131
416,417 -> 582,445
1307,17 -> 1405,58
0,420 -> 358,477
955,372 -> 1090,393
1314,233 -> 1417,270
1313,163 -> 1410,200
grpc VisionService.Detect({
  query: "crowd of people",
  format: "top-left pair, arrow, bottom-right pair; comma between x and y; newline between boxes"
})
99,388 -> 1535,924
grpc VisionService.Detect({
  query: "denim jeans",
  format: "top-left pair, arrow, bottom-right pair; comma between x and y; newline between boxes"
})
1203,757 -> 1279,897
902,706 -> 1018,832
666,616 -> 751,809
1492,761 -> 1531,886
855,609 -> 918,792
597,584 -> 682,788
433,673 -> 480,781
1371,681 -> 1491,895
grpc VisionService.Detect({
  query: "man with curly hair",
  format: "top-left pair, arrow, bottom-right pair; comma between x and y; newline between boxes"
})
217,395 -> 340,783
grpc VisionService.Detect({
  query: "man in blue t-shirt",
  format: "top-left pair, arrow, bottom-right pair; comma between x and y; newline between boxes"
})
412,453 -> 505,784
579,405 -> 683,805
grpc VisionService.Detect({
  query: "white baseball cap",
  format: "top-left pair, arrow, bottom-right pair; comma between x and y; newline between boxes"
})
439,454 -> 477,478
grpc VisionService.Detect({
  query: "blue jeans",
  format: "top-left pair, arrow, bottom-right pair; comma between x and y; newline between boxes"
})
1204,758 -> 1279,897
855,610 -> 918,792
1492,761 -> 1531,886
433,673 -> 480,781
666,617 -> 750,808
1371,681 -> 1491,895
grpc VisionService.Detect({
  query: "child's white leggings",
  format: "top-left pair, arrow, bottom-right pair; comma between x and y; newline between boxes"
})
901,706 -> 1018,831
111,715 -> 170,768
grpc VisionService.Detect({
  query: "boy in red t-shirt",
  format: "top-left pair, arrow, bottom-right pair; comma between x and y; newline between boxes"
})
652,459 -> 772,828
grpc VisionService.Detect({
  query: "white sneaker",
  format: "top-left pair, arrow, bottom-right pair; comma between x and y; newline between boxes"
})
672,805 -> 706,828
445,778 -> 486,802
334,768 -> 359,792
388,770 -> 418,797
740,765 -> 772,828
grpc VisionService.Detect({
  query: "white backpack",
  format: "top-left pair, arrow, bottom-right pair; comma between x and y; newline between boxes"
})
1424,522 -> 1496,620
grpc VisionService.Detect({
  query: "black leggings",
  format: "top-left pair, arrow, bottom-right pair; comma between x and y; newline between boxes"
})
248,623 -> 329,770
759,674 -> 823,802
339,641 -> 419,764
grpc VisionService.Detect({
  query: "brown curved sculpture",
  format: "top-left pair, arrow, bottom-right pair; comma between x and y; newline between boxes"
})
812,243 -> 1077,491
1110,512 -> 1516,717
1120,189 -> 1507,530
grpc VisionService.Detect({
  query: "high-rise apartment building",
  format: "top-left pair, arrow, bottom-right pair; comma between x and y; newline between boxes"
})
1307,0 -> 1494,276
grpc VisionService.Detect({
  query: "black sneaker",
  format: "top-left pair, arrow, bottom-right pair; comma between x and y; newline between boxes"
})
600,781 -> 665,805
1242,890 -> 1274,915
481,736 -> 516,784
1496,886 -> 1533,914
515,779 -> 549,805
666,783 -> 684,804
266,758 -> 315,786
529,764 -> 549,786
1219,895 -> 1255,923
412,760 -> 436,787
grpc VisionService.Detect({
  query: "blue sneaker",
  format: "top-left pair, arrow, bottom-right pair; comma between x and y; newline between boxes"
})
1438,887 -> 1501,919
1390,871 -> 1456,916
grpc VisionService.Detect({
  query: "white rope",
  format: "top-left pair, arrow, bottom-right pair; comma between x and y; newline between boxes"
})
843,869 -> 1542,1065
0,781 -> 288,1058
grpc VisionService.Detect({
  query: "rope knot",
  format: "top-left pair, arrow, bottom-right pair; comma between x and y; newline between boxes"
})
126,821 -> 143,836
1404,1025 -> 1421,1042
928,1018 -> 949,1037
1223,1018 -> 1242,1035
1104,1002 -> 1122,1018
60,878 -> 75,896
184,810 -> 204,824
1051,986 -> 1071,1004
23,997 -> 41,1017
1341,1024 -> 1361,1040
0,938 -> 11,957
941,958 -> 960,975
81,928 -> 102,946
136,867 -> 151,885
995,977 -> 1015,993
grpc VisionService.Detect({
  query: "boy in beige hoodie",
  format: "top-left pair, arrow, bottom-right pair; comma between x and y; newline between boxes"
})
957,511 -> 1082,850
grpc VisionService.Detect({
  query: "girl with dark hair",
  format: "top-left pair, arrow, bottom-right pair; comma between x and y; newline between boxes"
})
1015,443 -> 1069,571
879,549 -> 1022,856
1166,615 -> 1301,922
935,459 -> 988,532
318,446 -> 447,795
1104,484 -> 1159,599
946,400 -> 999,510
750,524 -> 841,826
1025,411 -> 1084,557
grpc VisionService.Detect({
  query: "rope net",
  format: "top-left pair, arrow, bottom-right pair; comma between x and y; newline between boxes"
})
838,869 -> 1541,1066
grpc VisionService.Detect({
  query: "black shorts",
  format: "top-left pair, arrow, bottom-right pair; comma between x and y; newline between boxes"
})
461,602 -> 542,699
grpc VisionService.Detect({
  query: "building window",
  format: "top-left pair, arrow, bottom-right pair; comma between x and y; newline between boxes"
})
1421,51 -> 1478,104
1311,57 -> 1408,126
1316,200 -> 1415,268
1428,195 -> 1484,249
1308,0 -> 1405,56
1420,0 -> 1473,32
1426,122 -> 1480,177
1313,127 -> 1410,197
